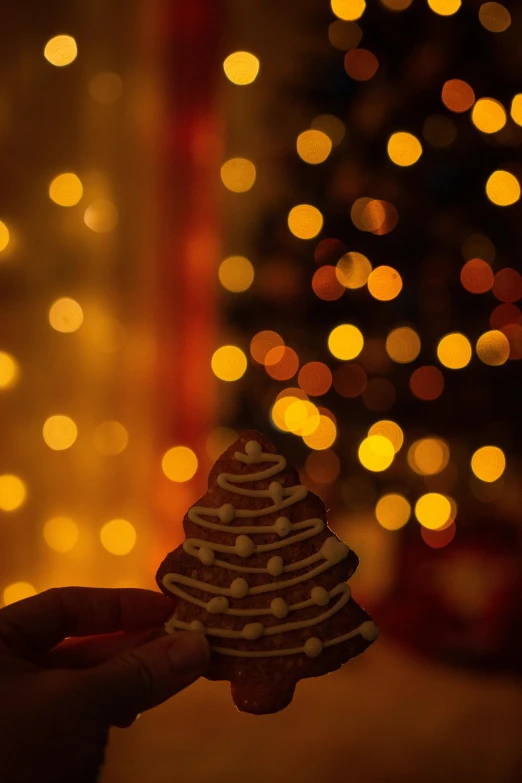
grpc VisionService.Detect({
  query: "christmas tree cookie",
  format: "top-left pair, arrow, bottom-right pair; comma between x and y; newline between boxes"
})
156,430 -> 378,714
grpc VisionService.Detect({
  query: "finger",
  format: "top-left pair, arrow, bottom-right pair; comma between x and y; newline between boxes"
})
80,630 -> 210,728
35,628 -> 165,669
0,587 -> 175,654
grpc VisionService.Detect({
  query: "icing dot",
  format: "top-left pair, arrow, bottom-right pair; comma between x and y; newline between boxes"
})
189,620 -> 205,632
266,555 -> 284,576
235,534 -> 255,558
269,481 -> 284,503
270,597 -> 288,619
304,637 -> 323,658
320,536 -> 349,565
245,440 -> 263,460
198,546 -> 215,566
219,503 -> 236,524
360,620 -> 379,642
207,596 -> 229,614
310,586 -> 330,606
242,622 -> 265,640
274,516 -> 292,537
230,577 -> 249,598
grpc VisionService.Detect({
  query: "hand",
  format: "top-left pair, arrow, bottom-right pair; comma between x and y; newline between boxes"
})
0,587 -> 209,783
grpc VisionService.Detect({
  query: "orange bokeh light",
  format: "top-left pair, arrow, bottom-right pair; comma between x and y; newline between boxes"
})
421,522 -> 456,548
265,346 -> 299,380
344,48 -> 379,81
460,258 -> 494,294
367,266 -> 403,301
489,303 -> 522,330
250,330 -> 284,365
314,238 -> 347,266
332,363 -> 367,397
441,79 -> 475,113
502,323 -> 522,360
305,449 -> 341,483
409,365 -> 445,400
492,268 -> 522,303
311,265 -> 346,301
298,361 -> 333,396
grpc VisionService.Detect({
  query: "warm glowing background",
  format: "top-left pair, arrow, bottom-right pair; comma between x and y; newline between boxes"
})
1,0 -> 522,781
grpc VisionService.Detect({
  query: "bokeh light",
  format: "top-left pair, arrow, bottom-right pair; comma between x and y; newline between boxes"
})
93,421 -> 129,455
305,449 -> 341,483
471,98 -> 506,134
358,435 -> 395,472
490,303 -> 522,330
422,115 -> 457,147
441,79 -> 475,113
43,415 -> 78,451
2,582 -> 36,606
100,519 -> 136,556
328,20 -> 363,50
44,35 -> 77,66
162,446 -> 198,482
437,332 -> 472,369
328,324 -> 364,360
409,365 -> 445,400
211,345 -> 247,381
84,199 -> 118,233
88,72 -> 123,105
427,0 -> 461,16
476,330 -> 510,366
359,337 -> 391,374
312,265 -> 345,301
471,445 -> 506,482
333,363 -> 367,397
387,132 -> 422,166
336,251 -> 372,288
43,516 -> 79,553
49,173 -> 83,206
284,399 -> 320,436
310,115 -> 346,146
478,2 -> 511,32
421,522 -> 456,548
462,233 -> 495,264
368,419 -> 403,452
0,475 -> 27,512
408,438 -> 450,475
511,95 -> 522,127
385,327 -> 421,363
414,492 -> 452,529
48,297 -> 84,333
380,0 -> 414,9
344,49 -> 379,81
362,378 -> 396,412
298,362 -> 333,396
265,346 -> 300,381
288,204 -> 324,239
250,331 -> 284,364
367,266 -> 403,300
223,51 -> 260,85
301,414 -> 336,450
296,130 -> 332,164
219,255 -> 255,292
0,351 -> 19,390
375,493 -> 411,530
0,221 -> 10,252
486,170 -> 521,206
492,268 -> 522,302
460,259 -> 494,294
205,427 -> 237,460
220,158 -> 256,192
331,0 -> 366,21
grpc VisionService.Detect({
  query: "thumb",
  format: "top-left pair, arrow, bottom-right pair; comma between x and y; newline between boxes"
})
81,630 -> 210,727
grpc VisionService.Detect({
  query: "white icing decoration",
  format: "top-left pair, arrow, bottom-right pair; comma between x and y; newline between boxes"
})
162,439 -> 377,658
190,620 -> 205,631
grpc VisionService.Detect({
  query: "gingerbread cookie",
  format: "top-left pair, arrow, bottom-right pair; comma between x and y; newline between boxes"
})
156,430 -> 378,714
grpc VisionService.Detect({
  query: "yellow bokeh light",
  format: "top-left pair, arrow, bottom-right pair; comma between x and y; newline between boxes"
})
211,345 -> 247,381
331,0 -> 366,20
367,266 -> 403,301
368,420 -> 404,453
478,2 -> 511,32
48,297 -> 84,333
511,95 -> 522,127
43,415 -> 78,451
205,427 -> 237,460
427,0 -> 461,15
44,35 -> 78,66
358,435 -> 395,472
84,199 -> 119,233
0,220 -> 9,252
471,445 -> 505,482
336,252 -> 372,289
2,582 -> 36,606
220,158 -> 256,193
387,132 -> 422,166
386,327 -> 421,363
49,173 -> 83,206
162,446 -> 198,483
415,493 -> 452,529
93,421 -> 129,455
43,516 -> 79,553
328,324 -> 364,360
486,170 -> 521,206
0,351 -> 19,390
285,400 -> 320,436
375,493 -> 411,530
0,475 -> 27,512
302,415 -> 337,450
471,98 -> 506,134
296,130 -> 332,164
218,256 -> 255,293
89,72 -> 123,105
407,438 -> 449,476
100,519 -> 136,556
437,332 -> 472,369
223,51 -> 260,85
288,204 -> 324,239
476,330 -> 510,366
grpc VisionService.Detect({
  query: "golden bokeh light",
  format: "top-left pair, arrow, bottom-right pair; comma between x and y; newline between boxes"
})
220,158 -> 256,193
437,332 -> 472,369
386,327 -> 421,364
367,266 -> 403,301
409,365 -> 445,401
358,435 -> 395,472
305,449 -> 341,484
336,251 -> 372,288
511,95 -> 522,127
375,494 -> 411,530
331,0 -> 366,21
422,114 -> 457,147
298,362 -> 333,396
310,115 -> 346,146
441,79 -> 475,113
271,395 -> 302,433
328,324 -> 364,360
43,415 -> 78,451
219,255 -> 255,293
2,582 -> 36,607
344,49 -> 379,81
88,72 -> 123,105
162,446 -> 198,482
408,438 -> 449,476
0,220 -> 9,252
460,258 -> 494,294
478,2 -> 511,32
387,132 -> 422,166
415,492 -> 452,529
49,173 -> 83,206
100,519 -> 136,556
43,516 -> 79,553
205,427 -> 237,460
49,297 -> 84,333
328,20 -> 363,50
368,420 -> 403,453
427,0 -> 461,15
284,399 -> 320,436
211,345 -> 247,381
485,170 -> 521,206
44,35 -> 77,66
471,445 -> 506,482
0,475 -> 27,512
476,330 -> 510,366
350,197 -> 372,231
312,266 -> 345,301
84,199 -> 119,233
0,351 -> 19,390
250,331 -> 284,364
264,346 -> 299,381
288,204 -> 324,239
93,421 -> 129,455
471,98 -> 506,134
223,51 -> 260,85
302,414 -> 337,450
296,130 -> 332,164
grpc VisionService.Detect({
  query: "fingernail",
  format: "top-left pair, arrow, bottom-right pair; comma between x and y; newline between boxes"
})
167,631 -> 210,675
